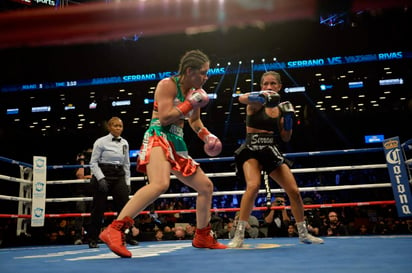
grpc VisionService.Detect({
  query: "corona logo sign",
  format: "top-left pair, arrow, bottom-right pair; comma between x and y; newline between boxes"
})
384,139 -> 398,150
382,136 -> 412,217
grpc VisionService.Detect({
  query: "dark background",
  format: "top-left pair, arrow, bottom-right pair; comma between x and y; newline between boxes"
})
0,0 -> 411,165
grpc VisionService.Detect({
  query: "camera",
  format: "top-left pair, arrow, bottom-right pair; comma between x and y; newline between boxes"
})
305,210 -> 314,220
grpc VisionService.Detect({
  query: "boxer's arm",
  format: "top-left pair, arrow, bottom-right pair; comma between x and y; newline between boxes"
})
239,91 -> 264,105
156,79 -> 185,126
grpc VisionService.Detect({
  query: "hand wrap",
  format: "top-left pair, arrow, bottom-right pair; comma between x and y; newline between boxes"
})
176,88 -> 209,116
248,91 -> 280,107
248,91 -> 266,104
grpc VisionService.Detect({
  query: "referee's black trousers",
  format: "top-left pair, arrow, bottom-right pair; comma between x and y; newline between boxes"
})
87,175 -> 130,241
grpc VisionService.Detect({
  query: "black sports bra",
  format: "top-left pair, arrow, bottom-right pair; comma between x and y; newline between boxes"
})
246,107 -> 280,134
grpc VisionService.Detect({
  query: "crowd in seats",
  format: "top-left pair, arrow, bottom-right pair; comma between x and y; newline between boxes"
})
0,200 -> 412,247
1,175 -> 412,247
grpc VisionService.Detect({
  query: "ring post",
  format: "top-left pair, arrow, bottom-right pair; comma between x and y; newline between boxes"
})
31,156 -> 47,227
382,136 -> 412,218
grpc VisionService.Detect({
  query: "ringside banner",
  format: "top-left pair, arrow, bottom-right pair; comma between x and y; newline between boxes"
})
382,137 -> 412,218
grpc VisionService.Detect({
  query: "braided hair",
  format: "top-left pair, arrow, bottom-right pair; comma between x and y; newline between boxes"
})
177,49 -> 209,75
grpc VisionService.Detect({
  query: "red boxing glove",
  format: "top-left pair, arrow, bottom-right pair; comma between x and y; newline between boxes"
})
176,88 -> 209,116
197,127 -> 222,157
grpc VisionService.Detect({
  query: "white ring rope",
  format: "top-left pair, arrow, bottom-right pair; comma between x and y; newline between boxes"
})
0,163 -> 393,203
1,140 -> 410,209
0,195 -> 32,202
42,163 -> 388,185
0,183 -> 393,203
46,183 -> 393,203
0,174 -> 32,185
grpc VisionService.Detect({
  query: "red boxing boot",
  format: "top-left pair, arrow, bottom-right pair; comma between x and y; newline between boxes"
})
192,225 -> 227,249
99,216 -> 135,258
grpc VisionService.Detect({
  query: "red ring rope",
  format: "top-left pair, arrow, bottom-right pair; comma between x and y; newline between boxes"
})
0,200 -> 396,219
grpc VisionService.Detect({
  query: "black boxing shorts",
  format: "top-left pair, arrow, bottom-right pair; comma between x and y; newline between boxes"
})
234,133 -> 291,181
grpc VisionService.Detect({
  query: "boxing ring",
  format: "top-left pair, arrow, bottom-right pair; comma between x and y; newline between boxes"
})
0,236 -> 411,273
1,136 -> 411,273
1,0 -> 411,271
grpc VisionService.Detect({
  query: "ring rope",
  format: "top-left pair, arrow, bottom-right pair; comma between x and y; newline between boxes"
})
42,163 -> 388,185
0,174 -> 32,185
0,147 -> 386,170
0,164 -> 388,186
0,183 -> 392,203
0,156 -> 33,168
1,142 -> 410,225
0,200 -> 396,219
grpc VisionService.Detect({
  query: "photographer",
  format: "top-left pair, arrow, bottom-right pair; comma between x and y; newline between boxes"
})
230,211 -> 260,239
303,197 -> 322,236
75,149 -> 93,180
263,194 -> 291,237
70,148 -> 93,245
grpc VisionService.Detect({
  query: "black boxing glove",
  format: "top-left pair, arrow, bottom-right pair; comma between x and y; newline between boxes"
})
264,92 -> 281,107
278,101 -> 295,131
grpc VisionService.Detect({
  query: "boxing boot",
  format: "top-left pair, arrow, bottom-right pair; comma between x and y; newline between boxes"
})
99,216 -> 135,258
192,224 -> 227,249
296,221 -> 324,244
228,220 -> 246,248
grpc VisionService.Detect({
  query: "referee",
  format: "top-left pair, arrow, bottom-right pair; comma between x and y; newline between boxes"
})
87,116 -> 138,248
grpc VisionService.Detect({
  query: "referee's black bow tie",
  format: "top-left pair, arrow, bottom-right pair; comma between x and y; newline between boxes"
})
112,137 -> 121,142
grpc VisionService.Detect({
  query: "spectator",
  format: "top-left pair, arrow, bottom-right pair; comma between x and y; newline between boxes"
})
173,226 -> 187,240
71,148 -> 93,245
358,224 -> 369,235
302,197 -> 322,236
219,219 -> 235,239
184,223 -> 195,239
155,230 -> 164,241
263,194 -> 291,237
163,225 -> 175,240
287,223 -> 298,237
230,212 -> 260,239
320,211 -> 349,236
